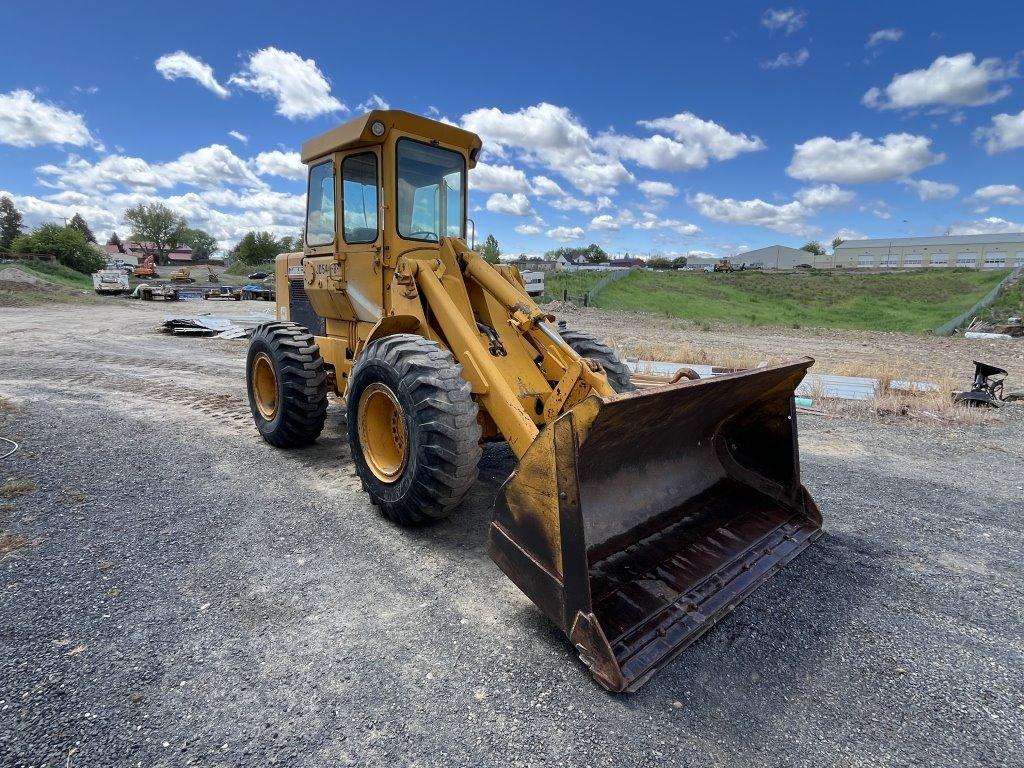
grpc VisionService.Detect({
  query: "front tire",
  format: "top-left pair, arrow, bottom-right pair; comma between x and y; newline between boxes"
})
347,334 -> 482,525
559,328 -> 634,393
246,322 -> 328,447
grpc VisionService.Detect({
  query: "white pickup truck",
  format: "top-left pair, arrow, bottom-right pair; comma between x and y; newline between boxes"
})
91,269 -> 130,295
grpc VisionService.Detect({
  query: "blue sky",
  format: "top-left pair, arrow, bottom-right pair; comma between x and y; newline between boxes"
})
1,0 -> 1023,258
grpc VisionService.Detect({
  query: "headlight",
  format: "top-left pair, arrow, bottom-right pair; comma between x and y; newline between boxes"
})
370,120 -> 386,137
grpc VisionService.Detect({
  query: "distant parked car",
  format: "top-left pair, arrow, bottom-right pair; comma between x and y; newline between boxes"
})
248,271 -> 270,280
794,263 -> 812,270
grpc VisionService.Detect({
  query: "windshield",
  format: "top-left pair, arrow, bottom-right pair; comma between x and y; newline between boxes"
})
396,139 -> 465,242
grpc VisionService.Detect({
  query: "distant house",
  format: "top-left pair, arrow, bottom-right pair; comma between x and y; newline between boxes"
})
610,258 -> 645,269
555,254 -> 589,271
123,241 -> 194,266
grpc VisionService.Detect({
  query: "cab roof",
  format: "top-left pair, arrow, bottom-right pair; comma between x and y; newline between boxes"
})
300,110 -> 483,166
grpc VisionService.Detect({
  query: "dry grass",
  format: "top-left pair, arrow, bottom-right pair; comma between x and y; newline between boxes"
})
0,532 -> 35,557
609,338 -> 998,425
0,394 -> 21,413
1,477 -> 36,498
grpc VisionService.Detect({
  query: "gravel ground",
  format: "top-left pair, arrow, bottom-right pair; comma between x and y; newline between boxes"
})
1,299 -> 1022,767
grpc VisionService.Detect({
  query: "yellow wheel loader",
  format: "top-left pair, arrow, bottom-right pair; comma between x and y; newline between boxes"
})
246,110 -> 822,692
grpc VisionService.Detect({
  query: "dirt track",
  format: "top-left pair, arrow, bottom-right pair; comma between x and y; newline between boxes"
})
1,298 -> 1022,767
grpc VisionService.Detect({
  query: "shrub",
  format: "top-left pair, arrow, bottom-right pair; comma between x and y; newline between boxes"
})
12,224 -> 104,274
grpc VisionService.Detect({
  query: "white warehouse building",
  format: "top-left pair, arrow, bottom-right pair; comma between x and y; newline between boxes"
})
825,233 -> 1024,270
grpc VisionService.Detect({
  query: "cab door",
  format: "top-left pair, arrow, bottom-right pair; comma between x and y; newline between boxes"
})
337,148 -> 383,322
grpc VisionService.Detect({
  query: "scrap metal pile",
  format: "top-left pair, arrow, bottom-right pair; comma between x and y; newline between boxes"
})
161,312 -> 275,339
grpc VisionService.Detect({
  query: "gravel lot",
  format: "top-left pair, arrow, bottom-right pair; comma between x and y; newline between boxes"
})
1,298 -> 1022,767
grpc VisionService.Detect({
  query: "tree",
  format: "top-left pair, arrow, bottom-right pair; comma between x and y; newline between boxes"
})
232,231 -> 284,265
670,255 -> 689,269
480,234 -> 501,264
0,195 -> 24,251
124,203 -> 186,262
831,236 -> 846,252
12,223 -> 104,274
800,241 -> 825,256
179,227 -> 218,262
107,231 -> 123,252
67,212 -> 96,243
647,257 -> 673,270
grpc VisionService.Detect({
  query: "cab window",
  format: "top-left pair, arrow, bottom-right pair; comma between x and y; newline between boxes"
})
396,139 -> 465,242
342,153 -> 379,244
305,160 -> 335,246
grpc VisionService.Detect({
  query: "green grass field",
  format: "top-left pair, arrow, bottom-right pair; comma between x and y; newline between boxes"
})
11,260 -> 94,290
549,268 -> 1011,333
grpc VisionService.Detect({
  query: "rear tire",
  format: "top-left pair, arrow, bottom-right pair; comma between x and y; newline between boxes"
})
347,334 -> 482,525
559,328 -> 634,392
246,322 -> 328,447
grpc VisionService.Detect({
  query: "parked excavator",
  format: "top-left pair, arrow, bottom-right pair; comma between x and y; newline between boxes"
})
132,255 -> 158,279
245,111 -> 822,692
170,265 -> 219,283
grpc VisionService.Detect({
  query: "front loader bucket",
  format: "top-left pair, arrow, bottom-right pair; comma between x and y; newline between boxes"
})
486,358 -> 822,692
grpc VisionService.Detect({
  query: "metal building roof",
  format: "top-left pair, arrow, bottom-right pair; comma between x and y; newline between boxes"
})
835,233 -> 1024,249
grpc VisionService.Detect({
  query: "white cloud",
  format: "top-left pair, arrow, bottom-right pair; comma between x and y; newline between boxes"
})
470,163 -> 532,194
485,192 -> 534,216
253,150 -> 305,181
900,178 -> 958,200
633,211 -> 702,236
37,144 -> 265,193
547,195 -> 612,215
589,210 -> 635,231
461,103 -> 633,195
228,130 -> 248,144
831,227 -> 868,242
946,216 -> 1024,235
761,49 -> 810,69
974,108 -> 1024,154
690,185 -> 851,236
37,155 -> 167,192
761,8 -> 806,34
229,48 -> 345,120
637,180 -> 678,198
863,53 -> 1017,110
971,184 -> 1024,205
866,28 -> 903,47
787,132 -> 944,183
0,90 -> 96,149
515,224 -> 542,235
690,192 -> 814,235
530,175 -> 566,197
154,51 -> 229,98
546,225 -> 585,241
357,94 -> 390,112
609,112 -> 765,171
793,183 -> 857,208
163,145 -> 264,189
1,185 -> 305,250
461,103 -> 762,194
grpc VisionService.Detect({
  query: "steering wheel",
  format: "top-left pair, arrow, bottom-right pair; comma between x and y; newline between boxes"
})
408,231 -> 439,241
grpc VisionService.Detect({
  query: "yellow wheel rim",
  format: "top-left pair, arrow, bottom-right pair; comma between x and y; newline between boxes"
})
252,352 -> 279,420
358,382 -> 408,483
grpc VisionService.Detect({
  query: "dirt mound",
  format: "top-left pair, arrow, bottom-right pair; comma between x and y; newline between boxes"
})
0,267 -> 42,285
